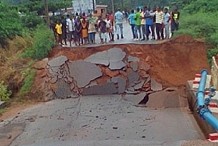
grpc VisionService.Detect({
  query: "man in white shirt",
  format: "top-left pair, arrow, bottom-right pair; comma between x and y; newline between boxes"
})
155,7 -> 164,40
163,8 -> 171,39
66,14 -> 75,46
114,8 -> 124,39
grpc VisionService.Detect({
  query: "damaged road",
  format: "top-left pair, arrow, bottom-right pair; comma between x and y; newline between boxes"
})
1,93 -> 203,146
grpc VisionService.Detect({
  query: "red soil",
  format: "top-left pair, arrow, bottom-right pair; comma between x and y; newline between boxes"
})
49,35 -> 209,87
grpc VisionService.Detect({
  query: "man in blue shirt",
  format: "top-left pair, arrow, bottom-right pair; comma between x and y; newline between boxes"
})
128,10 -> 136,39
114,8 -> 124,39
145,8 -> 155,40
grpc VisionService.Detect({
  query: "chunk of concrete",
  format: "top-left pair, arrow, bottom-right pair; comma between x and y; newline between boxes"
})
125,87 -> 140,94
86,81 -> 98,88
108,48 -> 126,62
48,55 -> 68,67
68,60 -> 102,88
108,48 -> 126,70
117,77 -> 126,94
146,90 -> 180,108
82,82 -> 118,95
49,76 -> 58,84
48,67 -> 60,75
151,78 -> 163,91
123,92 -> 147,105
111,77 -> 119,83
109,60 -> 126,70
84,50 -> 109,66
127,69 -> 140,87
53,79 -> 78,99
111,76 -> 127,94
133,80 -> 145,90
130,62 -> 138,72
127,55 -> 140,62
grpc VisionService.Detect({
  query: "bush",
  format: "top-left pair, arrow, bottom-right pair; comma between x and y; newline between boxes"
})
183,0 -> 218,14
177,12 -> 218,39
20,68 -> 36,95
0,81 -> 12,101
21,12 -> 44,29
23,24 -> 55,60
0,3 -> 23,46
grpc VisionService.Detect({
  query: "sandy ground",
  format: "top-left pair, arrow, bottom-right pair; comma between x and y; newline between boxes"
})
0,94 -> 205,146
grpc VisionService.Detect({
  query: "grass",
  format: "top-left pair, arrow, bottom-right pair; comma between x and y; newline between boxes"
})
19,67 -> 36,96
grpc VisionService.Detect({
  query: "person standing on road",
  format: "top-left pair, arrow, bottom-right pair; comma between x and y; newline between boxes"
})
55,20 -> 63,45
155,7 -> 164,40
88,14 -> 97,44
98,17 -> 107,43
171,7 -> 180,36
81,17 -> 88,44
61,16 -> 67,46
108,12 -> 115,41
134,8 -> 142,40
163,8 -> 171,39
128,9 -> 136,40
114,8 -> 124,40
105,15 -> 113,42
140,8 -> 146,41
74,17 -> 82,46
145,8 -> 155,40
66,14 -> 75,47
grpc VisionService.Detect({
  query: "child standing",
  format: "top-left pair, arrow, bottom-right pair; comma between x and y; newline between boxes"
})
98,17 -> 107,43
105,15 -> 113,42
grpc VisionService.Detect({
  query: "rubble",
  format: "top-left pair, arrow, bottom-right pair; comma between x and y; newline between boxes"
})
47,55 -> 68,67
68,60 -> 102,88
150,78 -> 163,91
146,90 -> 180,108
53,79 -> 78,99
82,82 -> 118,95
36,48 -> 164,100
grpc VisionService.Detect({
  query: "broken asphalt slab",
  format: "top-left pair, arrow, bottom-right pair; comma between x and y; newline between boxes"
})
68,60 -> 102,88
85,50 -> 110,66
47,55 -> 68,67
82,82 -> 118,95
146,90 -> 180,108
53,79 -> 78,98
123,92 -> 147,106
150,78 -> 163,91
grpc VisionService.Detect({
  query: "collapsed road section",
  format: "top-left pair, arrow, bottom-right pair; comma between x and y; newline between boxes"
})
1,35 -> 215,146
32,35 -> 209,101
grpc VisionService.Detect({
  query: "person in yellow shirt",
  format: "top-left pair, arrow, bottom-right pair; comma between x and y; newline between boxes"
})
171,7 -> 180,36
55,20 -> 63,45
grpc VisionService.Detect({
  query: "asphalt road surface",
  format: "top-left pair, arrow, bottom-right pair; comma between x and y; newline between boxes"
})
1,95 -> 203,146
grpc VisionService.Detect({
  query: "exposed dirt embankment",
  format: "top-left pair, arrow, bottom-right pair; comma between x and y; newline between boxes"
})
49,35 -> 209,87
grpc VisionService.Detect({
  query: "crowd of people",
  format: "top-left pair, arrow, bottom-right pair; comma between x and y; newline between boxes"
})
51,6 -> 180,47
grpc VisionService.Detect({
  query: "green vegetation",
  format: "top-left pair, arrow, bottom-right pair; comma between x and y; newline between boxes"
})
23,24 -> 55,60
20,68 -> 36,96
21,12 -> 44,29
176,0 -> 218,63
0,81 -> 12,101
0,3 -> 23,46
0,1 -> 55,102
